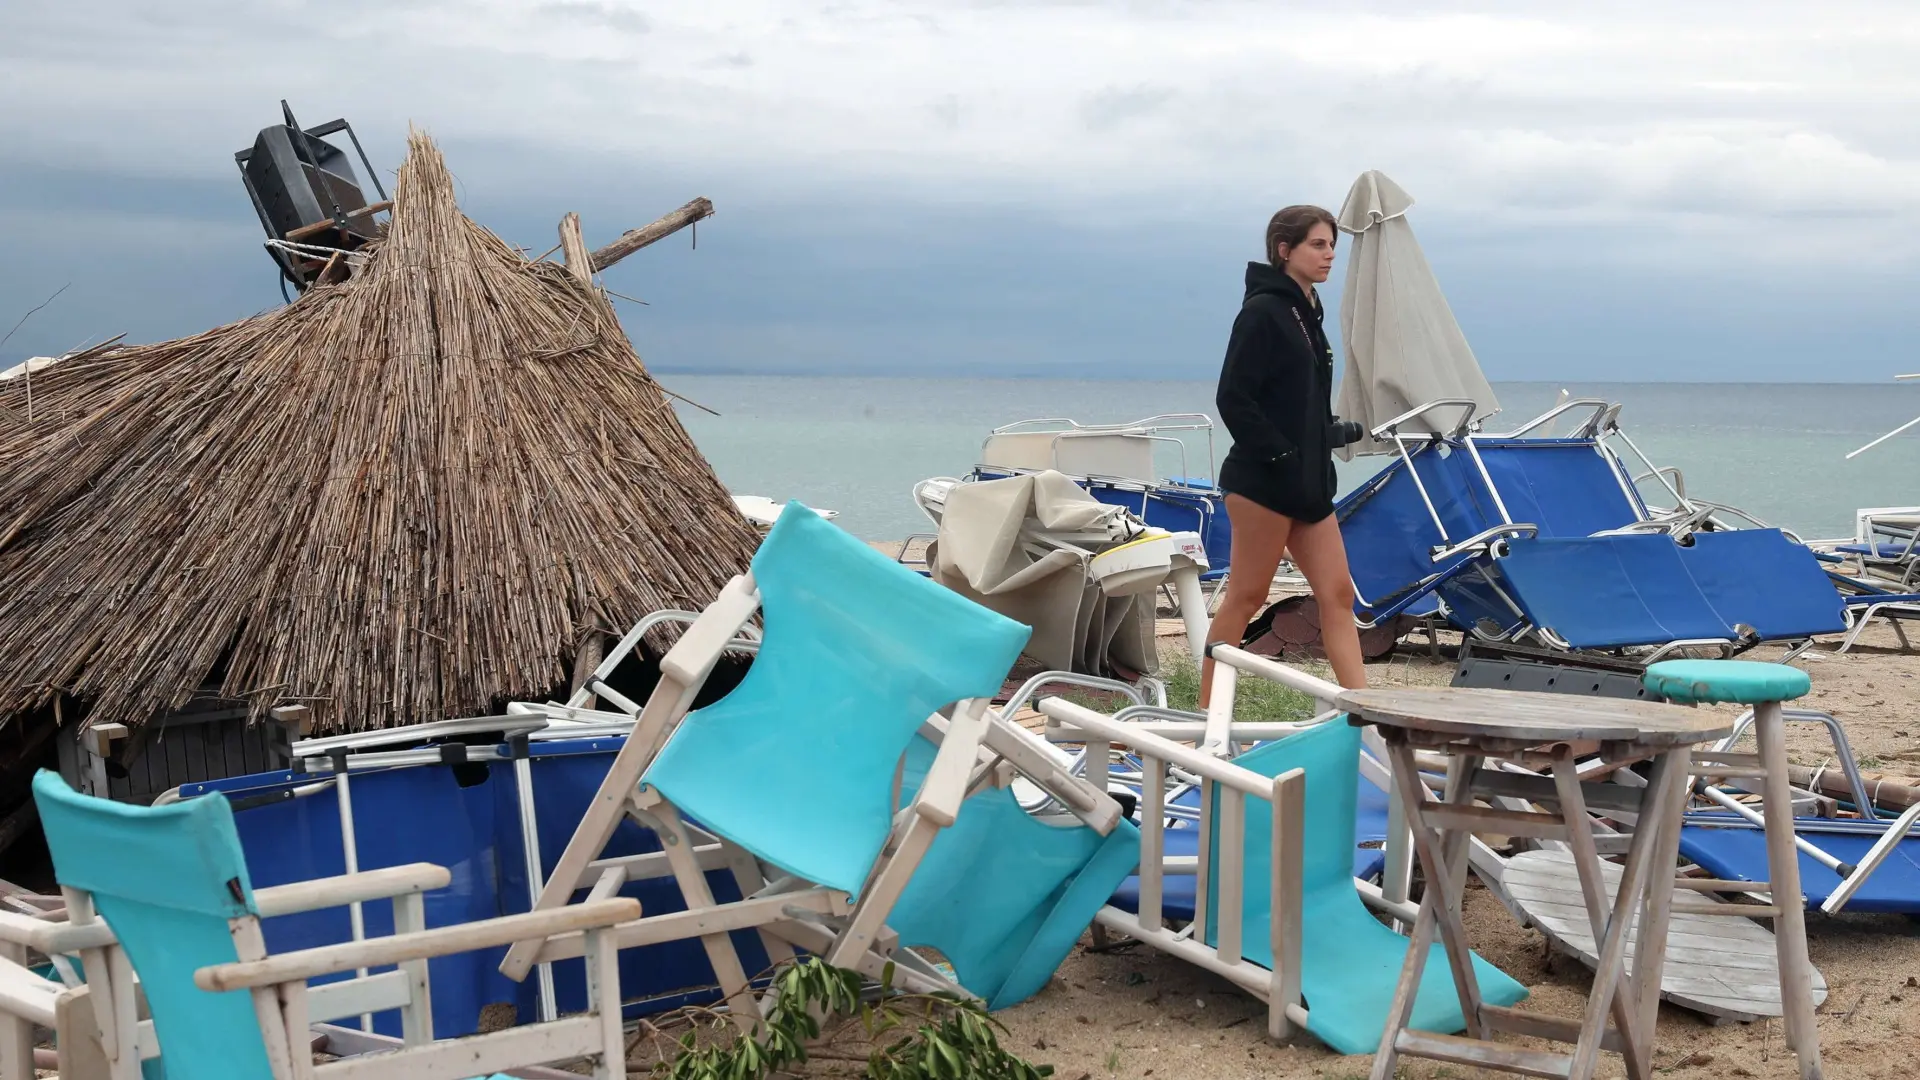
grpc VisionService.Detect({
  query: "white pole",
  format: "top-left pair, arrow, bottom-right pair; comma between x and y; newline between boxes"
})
332,758 -> 372,1031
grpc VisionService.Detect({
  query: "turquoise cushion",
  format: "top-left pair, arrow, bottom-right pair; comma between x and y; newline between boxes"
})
1642,659 -> 1810,705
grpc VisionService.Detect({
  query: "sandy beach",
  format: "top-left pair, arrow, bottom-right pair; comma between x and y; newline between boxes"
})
982,615 -> 1920,1080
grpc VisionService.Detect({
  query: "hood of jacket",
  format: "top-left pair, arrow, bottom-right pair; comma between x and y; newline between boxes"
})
1243,260 -> 1318,311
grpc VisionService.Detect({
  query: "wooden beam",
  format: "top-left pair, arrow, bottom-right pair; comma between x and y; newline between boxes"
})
1790,764 -> 1917,811
558,213 -> 593,286
588,198 -> 713,272
197,898 -> 640,992
253,863 -> 451,919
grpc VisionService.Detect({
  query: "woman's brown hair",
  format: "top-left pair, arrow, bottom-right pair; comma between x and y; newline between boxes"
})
1265,205 -> 1338,266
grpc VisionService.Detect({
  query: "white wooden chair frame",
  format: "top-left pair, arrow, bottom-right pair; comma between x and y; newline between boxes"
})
1037,695 -> 1310,1038
497,573 -> 1123,1023
1,864 -> 636,1080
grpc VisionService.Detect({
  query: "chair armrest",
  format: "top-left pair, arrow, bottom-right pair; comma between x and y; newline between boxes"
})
911,699 -> 993,828
0,910 -> 114,953
253,863 -> 451,918
195,898 -> 641,993
659,574 -> 760,685
978,716 -> 1121,834
0,958 -> 62,1027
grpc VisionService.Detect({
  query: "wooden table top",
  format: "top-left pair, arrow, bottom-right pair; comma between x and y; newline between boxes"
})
1338,686 -> 1731,748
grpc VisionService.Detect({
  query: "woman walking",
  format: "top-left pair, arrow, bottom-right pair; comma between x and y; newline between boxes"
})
1200,205 -> 1369,704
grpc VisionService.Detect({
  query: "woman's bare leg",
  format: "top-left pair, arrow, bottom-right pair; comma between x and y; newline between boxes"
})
1284,514 -> 1368,689
1199,494 -> 1293,707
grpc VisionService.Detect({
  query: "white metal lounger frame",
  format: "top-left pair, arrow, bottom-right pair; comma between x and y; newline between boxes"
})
1845,506 -> 1920,589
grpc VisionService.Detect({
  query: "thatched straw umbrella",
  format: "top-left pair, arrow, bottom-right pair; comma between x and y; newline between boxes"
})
0,132 -> 760,740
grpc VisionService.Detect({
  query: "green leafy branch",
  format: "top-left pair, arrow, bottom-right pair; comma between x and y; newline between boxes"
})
637,957 -> 1053,1080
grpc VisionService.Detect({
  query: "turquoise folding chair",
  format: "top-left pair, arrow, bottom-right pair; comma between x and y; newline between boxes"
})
886,736 -> 1142,1010
1038,699 -> 1529,1055
1203,722 -> 1527,1055
500,502 -> 1126,1016
32,770 -> 638,1080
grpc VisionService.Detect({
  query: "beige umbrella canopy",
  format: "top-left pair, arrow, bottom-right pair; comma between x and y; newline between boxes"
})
1333,170 -> 1500,458
0,131 -> 760,737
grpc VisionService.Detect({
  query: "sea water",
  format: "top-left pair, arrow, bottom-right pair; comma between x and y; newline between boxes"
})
667,376 -> 1919,544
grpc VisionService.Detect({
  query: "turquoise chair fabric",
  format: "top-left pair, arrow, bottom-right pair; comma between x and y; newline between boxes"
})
33,769 -> 273,1080
1199,722 -> 1528,1056
1643,658 -> 1810,705
886,736 -> 1142,1010
647,501 -> 1032,895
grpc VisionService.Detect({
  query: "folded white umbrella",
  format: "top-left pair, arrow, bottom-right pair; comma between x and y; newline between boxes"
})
1334,171 -> 1499,458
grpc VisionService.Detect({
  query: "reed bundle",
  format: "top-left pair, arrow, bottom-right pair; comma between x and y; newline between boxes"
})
0,132 -> 758,735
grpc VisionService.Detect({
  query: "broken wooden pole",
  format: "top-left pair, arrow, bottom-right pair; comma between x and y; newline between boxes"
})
588,198 -> 714,272
1789,764 -> 1919,813
558,213 -> 594,285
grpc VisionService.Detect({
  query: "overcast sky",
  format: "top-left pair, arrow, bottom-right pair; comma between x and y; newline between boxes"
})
3,1 -> 1917,381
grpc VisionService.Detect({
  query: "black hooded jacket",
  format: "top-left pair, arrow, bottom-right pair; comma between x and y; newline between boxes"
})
1215,261 -> 1339,522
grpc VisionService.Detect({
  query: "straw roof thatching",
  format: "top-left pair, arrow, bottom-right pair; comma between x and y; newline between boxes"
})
0,132 -> 760,736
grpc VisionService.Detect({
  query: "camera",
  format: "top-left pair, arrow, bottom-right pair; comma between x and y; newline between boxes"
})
1328,418 -> 1365,448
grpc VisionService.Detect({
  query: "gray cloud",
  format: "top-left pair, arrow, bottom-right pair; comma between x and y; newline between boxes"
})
1080,85 -> 1176,133
0,0 -> 1915,381
537,1 -> 653,35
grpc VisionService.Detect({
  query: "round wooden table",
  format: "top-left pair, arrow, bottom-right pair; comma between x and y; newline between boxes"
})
1337,686 -> 1730,1080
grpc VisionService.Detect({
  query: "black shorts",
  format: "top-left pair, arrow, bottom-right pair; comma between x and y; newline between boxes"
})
1218,454 -> 1335,524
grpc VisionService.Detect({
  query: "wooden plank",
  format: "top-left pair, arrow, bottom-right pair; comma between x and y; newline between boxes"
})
0,942 -> 34,1080
1472,769 -> 1647,815
182,724 -> 209,785
307,969 -> 412,1023
1548,753 -> 1647,1068
254,864 -> 451,918
1394,1029 -> 1573,1078
1339,687 -> 1729,747
1670,899 -> 1780,917
198,899 -> 640,992
285,202 -> 391,242
1505,850 -> 1827,1021
315,1014 -> 600,1080
223,717 -> 246,781
310,1024 -> 582,1080
163,730 -> 189,795
1481,1003 -> 1626,1055
1422,802 -> 1571,841
587,198 -> 714,272
1751,704 -> 1823,1075
54,984 -> 113,1080
558,214 -> 593,286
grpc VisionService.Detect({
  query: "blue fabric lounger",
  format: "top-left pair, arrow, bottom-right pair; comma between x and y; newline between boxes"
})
1490,534 -> 1736,649
1679,529 -> 1847,640
1679,812 -> 1920,915
1337,445 -> 1495,621
1470,438 -> 1645,538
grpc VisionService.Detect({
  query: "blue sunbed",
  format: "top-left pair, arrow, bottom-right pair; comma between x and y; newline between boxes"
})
1469,437 -> 1646,537
1679,812 -> 1920,915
